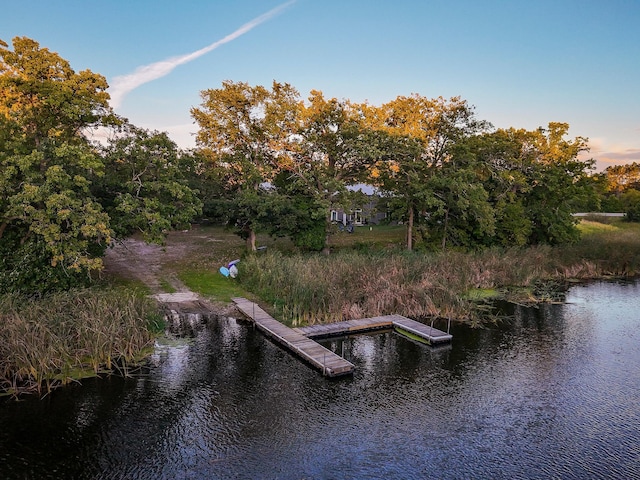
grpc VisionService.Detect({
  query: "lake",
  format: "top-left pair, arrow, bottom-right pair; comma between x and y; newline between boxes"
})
1,280 -> 639,479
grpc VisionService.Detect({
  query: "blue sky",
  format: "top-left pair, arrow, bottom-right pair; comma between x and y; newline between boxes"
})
2,0 -> 639,170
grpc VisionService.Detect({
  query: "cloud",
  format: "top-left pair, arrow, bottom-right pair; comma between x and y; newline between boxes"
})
582,138 -> 640,171
108,0 -> 296,108
590,148 -> 640,172
598,149 -> 640,161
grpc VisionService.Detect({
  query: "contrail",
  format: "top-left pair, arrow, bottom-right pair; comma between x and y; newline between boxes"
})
108,0 -> 296,108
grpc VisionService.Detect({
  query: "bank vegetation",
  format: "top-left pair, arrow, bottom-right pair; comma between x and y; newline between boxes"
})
237,218 -> 640,326
0,288 -> 162,397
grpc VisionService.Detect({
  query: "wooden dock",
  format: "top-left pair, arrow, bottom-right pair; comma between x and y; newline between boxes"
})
232,298 -> 453,376
296,314 -> 453,345
294,316 -> 393,338
232,298 -> 355,377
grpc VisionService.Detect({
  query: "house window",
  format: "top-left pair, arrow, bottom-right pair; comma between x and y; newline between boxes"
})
331,210 -> 338,222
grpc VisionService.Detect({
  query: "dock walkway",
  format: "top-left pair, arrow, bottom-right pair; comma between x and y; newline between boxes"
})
294,316 -> 393,338
232,298 -> 354,377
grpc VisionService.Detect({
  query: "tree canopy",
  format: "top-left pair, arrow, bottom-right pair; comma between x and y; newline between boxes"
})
191,80 -> 299,250
191,79 -> 597,253
594,162 -> 640,220
0,37 -> 201,293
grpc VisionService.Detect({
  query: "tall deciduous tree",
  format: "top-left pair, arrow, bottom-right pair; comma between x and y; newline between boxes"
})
191,80 -> 299,250
470,123 -> 595,245
461,130 -> 534,247
520,123 -> 595,244
1,37 -> 203,293
0,37 -> 115,292
593,162 -> 640,214
288,91 -> 389,253
369,95 -> 490,250
96,126 -> 202,243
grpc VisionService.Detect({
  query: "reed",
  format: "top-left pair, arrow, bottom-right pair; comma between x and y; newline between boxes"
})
239,223 -> 640,326
560,223 -> 640,276
0,288 -> 162,397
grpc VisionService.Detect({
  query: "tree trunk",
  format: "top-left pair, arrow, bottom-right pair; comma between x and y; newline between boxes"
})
407,205 -> 414,251
322,215 -> 331,256
246,229 -> 257,252
441,207 -> 449,251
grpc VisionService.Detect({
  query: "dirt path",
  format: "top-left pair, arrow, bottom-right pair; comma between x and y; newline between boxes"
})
102,228 -> 240,316
103,238 -> 191,294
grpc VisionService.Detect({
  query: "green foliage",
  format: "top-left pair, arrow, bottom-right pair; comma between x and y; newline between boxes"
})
0,37 -> 203,293
96,127 -> 202,243
621,189 -> 640,221
494,200 -> 533,247
366,95 -> 491,250
427,123 -> 595,248
290,221 -> 326,251
192,83 -> 398,253
181,150 -> 227,221
0,37 -> 115,292
419,159 -> 495,250
191,81 -> 299,250
269,170 -> 329,251
0,230 -> 96,294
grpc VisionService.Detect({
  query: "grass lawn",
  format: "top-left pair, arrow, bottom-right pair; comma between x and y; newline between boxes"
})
330,224 -> 405,249
178,269 -> 248,303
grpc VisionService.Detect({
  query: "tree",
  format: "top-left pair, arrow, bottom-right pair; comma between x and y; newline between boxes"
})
457,130 -> 535,247
0,37 -> 115,292
469,123 -> 595,246
191,80 -> 299,250
601,163 -> 640,194
592,162 -> 640,213
0,37 -> 203,293
620,189 -> 640,222
517,123 -> 595,244
420,154 -> 495,250
270,169 -> 332,251
96,126 -> 202,243
368,95 -> 490,250
287,91 -> 391,254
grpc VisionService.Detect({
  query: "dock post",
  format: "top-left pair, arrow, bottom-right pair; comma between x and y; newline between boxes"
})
323,353 -> 326,376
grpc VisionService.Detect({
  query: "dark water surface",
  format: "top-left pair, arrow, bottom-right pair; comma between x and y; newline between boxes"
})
1,280 -> 639,479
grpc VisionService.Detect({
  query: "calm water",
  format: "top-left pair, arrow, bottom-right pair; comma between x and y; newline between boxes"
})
1,280 -> 639,479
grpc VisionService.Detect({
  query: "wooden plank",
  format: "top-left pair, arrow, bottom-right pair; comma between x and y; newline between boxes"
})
232,298 -> 354,377
295,316 -> 394,339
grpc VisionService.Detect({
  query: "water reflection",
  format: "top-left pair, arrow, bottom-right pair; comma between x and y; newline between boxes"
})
1,280 -> 639,479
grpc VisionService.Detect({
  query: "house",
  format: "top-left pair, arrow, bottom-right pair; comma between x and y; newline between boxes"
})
330,196 -> 388,226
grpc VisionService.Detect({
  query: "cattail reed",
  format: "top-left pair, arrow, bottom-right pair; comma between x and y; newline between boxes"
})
0,288 -> 162,397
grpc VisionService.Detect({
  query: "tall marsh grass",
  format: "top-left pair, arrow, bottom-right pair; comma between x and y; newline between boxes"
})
240,247 -> 548,325
239,225 -> 640,326
0,288 -> 162,397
